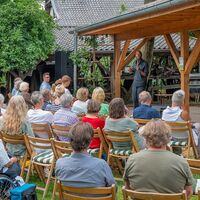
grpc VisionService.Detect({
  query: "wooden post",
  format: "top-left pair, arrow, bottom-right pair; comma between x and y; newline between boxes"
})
114,35 -> 121,97
180,72 -> 190,112
180,31 -> 190,112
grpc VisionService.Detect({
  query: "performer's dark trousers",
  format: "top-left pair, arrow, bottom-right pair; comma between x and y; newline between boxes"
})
132,83 -> 145,108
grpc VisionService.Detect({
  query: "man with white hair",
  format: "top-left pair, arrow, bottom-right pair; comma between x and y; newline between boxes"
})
133,91 -> 160,119
27,91 -> 53,124
162,89 -> 190,122
53,93 -> 78,141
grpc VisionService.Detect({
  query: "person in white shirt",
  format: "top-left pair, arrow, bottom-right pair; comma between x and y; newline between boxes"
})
61,75 -> 72,95
72,87 -> 89,115
0,94 -> 6,115
27,91 -> 53,124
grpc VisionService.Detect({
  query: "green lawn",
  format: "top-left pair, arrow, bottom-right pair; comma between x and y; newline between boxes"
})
28,174 -> 198,200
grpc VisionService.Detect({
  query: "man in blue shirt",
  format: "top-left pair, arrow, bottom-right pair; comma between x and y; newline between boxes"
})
55,122 -> 116,188
129,51 -> 149,108
133,91 -> 160,119
40,72 -> 51,91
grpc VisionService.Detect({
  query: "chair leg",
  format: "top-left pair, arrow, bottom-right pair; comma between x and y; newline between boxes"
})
20,154 -> 28,178
116,158 -> 124,175
42,163 -> 54,199
25,158 -> 33,183
52,177 -> 57,200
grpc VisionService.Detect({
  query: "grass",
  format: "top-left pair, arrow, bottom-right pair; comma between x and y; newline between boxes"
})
28,174 -> 199,200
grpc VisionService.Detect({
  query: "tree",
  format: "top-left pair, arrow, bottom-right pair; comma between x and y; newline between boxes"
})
0,0 -> 56,79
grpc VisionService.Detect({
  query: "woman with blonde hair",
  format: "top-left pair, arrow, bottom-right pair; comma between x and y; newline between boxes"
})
19,81 -> 33,109
0,96 -> 34,156
72,87 -> 89,114
92,87 -> 109,116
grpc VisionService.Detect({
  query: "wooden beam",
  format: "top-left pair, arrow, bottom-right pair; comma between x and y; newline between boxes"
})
117,40 -> 131,72
180,72 -> 190,113
180,31 -> 190,113
117,38 -> 149,72
185,35 -> 200,74
180,31 -> 189,68
164,34 -> 180,71
115,15 -> 200,41
114,36 -> 121,97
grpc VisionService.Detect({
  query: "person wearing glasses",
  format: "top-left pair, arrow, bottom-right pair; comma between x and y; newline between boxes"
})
40,72 -> 51,91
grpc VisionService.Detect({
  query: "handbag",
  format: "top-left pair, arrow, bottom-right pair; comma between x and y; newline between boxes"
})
10,183 -> 37,200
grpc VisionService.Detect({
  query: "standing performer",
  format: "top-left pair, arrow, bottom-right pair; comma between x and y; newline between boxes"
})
129,50 -> 149,108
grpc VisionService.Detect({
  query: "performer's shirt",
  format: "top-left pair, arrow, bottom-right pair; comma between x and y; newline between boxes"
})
132,59 -> 149,86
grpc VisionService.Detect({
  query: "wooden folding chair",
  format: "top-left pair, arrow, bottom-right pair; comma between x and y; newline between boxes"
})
87,128 -> 107,158
51,124 -> 71,141
187,158 -> 200,199
103,130 -> 139,174
134,118 -> 151,127
50,138 -> 73,200
57,180 -> 116,200
25,135 -> 55,199
31,123 -> 54,139
0,132 -> 28,178
122,187 -> 187,200
165,121 -> 198,158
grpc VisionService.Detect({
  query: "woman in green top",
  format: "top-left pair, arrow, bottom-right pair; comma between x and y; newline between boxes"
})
104,98 -> 144,150
0,96 -> 34,156
92,87 -> 109,116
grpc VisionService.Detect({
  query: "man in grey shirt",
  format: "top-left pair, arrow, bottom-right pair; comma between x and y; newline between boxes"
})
129,50 -> 149,108
55,122 -> 115,188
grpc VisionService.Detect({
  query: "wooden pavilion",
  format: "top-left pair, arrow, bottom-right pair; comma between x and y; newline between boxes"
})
75,0 -> 200,112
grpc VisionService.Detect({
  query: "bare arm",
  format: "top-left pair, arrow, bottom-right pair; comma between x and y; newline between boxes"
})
185,185 -> 193,199
180,110 -> 191,121
5,157 -> 18,168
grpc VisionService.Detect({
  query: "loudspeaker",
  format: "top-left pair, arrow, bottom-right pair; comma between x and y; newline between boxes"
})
55,51 -> 74,81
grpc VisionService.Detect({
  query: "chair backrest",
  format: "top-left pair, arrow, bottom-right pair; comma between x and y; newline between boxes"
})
50,138 -> 72,160
57,181 -> 115,200
51,124 -> 71,140
25,135 -> 53,153
122,187 -> 187,200
94,128 -> 108,153
134,118 -> 151,127
103,130 -> 139,153
187,159 -> 200,174
31,123 -> 54,139
0,132 -> 25,145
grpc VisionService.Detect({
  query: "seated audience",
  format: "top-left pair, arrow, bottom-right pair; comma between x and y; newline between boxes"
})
0,94 -> 6,115
11,77 -> 22,96
72,87 -> 89,114
19,82 -> 34,109
92,87 -> 109,116
124,120 -> 193,199
27,91 -> 53,124
46,84 -> 65,112
41,89 -> 52,110
104,98 -> 144,150
0,96 -> 34,156
55,122 -> 115,187
133,91 -> 160,119
53,93 -> 78,141
82,100 -> 105,149
62,75 -> 72,95
0,139 -> 21,179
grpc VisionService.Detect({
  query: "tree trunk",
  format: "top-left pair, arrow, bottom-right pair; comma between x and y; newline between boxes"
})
141,0 -> 156,88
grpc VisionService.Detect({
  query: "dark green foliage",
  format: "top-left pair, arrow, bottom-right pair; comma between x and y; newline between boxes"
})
0,0 -> 56,73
